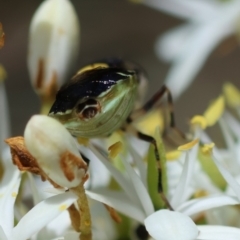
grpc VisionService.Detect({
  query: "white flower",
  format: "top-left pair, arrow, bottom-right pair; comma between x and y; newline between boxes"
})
27,0 -> 80,98
0,147 -> 78,240
83,133 -> 239,225
145,209 -> 240,240
141,0 -> 240,99
24,115 -> 87,188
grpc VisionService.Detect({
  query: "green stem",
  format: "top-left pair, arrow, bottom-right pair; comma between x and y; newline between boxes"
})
71,183 -> 92,240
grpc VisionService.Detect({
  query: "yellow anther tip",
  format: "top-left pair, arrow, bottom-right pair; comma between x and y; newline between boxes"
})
203,96 -> 225,127
223,82 -> 240,108
108,141 -> 123,159
190,115 -> 207,129
11,192 -> 17,198
59,204 -> 67,211
77,137 -> 89,146
178,139 -> 199,151
201,142 -> 215,155
194,190 -> 208,198
166,150 -> 182,161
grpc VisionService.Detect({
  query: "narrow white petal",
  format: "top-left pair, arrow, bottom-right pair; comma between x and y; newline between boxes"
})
0,153 -> 21,238
80,146 -> 110,189
177,195 -> 239,216
36,211 -> 71,240
213,152 -> 240,200
155,24 -> 194,62
171,143 -> 198,208
120,155 -> 154,216
10,192 -> 77,240
127,141 -> 147,186
88,144 -> 141,205
86,189 -> 146,223
205,206 -> 240,226
223,112 -> 240,139
0,226 -> 8,240
219,118 -> 236,153
89,199 -> 117,240
142,0 -> 219,20
197,225 -> 240,240
145,210 -> 198,240
27,173 -> 42,205
164,20 -> 233,99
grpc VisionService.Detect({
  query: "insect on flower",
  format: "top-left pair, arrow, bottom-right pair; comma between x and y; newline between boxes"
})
49,58 -> 178,206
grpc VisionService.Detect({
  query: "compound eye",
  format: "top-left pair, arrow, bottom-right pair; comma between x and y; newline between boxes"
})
76,98 -> 101,120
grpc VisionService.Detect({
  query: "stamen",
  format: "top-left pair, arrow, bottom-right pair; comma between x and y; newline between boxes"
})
201,142 -> 215,156
190,115 -> 207,129
166,150 -> 181,161
77,137 -> 90,146
223,82 -> 240,108
178,139 -> 199,151
203,96 -> 225,126
108,141 -> 123,159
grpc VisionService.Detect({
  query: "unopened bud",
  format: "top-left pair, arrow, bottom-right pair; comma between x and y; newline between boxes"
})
24,115 -> 87,188
27,0 -> 80,98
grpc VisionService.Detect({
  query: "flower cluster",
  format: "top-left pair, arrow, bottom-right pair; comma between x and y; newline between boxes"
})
1,0 -> 240,240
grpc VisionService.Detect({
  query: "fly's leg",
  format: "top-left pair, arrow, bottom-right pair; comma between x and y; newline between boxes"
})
130,85 -> 185,139
137,131 -> 173,210
123,123 -> 173,210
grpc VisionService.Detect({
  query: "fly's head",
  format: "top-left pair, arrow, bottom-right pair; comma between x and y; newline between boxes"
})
49,62 -> 138,137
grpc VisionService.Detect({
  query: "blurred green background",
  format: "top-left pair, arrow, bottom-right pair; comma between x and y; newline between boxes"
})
1,0 -> 240,137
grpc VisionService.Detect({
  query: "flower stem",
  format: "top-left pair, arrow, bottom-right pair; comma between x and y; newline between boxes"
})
71,183 -> 92,240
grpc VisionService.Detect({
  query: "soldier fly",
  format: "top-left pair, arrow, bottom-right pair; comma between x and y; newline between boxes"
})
49,58 -> 178,209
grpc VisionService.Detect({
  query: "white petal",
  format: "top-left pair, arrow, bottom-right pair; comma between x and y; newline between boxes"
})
27,173 -> 42,205
144,210 -> 198,240
121,155 -> 154,216
86,189 -> 146,223
36,211 -> 71,240
127,140 -> 147,186
88,144 -> 141,205
212,153 -> 240,201
223,112 -> 240,140
205,206 -> 240,227
171,143 -> 198,208
0,152 -> 21,238
197,225 -> 240,240
80,146 -> 110,189
142,0 -> 219,20
28,0 -> 80,95
10,192 -> 77,240
155,24 -> 194,62
163,20 -> 233,99
177,195 -> 239,216
89,198 -> 117,240
0,226 -> 8,240
24,115 -> 87,188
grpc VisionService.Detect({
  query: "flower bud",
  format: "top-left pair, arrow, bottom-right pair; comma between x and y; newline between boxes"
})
27,0 -> 80,98
24,115 -> 87,188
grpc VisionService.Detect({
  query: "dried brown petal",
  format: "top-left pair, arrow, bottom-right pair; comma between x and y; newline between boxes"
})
68,203 -> 80,232
60,151 -> 88,182
104,204 -> 122,223
5,136 -> 61,188
5,136 -> 40,174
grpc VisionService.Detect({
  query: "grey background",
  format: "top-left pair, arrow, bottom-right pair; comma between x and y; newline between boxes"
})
1,0 -> 240,139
